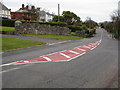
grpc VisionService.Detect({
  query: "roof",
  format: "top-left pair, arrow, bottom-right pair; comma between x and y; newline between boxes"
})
16,9 -> 29,13
0,2 -> 10,10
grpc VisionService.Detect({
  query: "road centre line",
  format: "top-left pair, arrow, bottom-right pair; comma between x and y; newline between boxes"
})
59,53 -> 71,58
48,40 -> 71,45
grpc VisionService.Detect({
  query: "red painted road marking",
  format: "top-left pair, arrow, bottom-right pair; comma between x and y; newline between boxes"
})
44,53 -> 69,61
2,40 -> 101,66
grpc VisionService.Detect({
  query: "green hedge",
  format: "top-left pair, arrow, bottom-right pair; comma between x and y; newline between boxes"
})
1,19 -> 68,27
1,19 -> 96,37
2,19 -> 16,27
87,28 -> 96,36
68,25 -> 83,32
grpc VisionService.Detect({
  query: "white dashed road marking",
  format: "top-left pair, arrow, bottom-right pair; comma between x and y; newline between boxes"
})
69,50 -> 79,54
43,57 -> 52,61
59,53 -> 71,58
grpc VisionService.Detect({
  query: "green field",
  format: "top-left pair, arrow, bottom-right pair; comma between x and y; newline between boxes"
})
1,37 -> 46,51
0,26 -> 15,32
24,34 -> 83,40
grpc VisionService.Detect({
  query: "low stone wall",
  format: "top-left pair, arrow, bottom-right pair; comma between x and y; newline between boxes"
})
15,21 -> 71,35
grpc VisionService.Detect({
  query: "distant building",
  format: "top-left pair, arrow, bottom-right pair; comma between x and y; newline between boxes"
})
0,2 -> 11,19
11,4 -> 55,22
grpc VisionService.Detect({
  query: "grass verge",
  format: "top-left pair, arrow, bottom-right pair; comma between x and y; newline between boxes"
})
23,34 -> 84,40
0,26 -> 15,32
1,37 -> 46,51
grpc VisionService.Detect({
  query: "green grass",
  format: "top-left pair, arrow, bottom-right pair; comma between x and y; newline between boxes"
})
0,26 -> 15,32
23,34 -> 83,40
1,37 -> 46,51
71,32 -> 76,35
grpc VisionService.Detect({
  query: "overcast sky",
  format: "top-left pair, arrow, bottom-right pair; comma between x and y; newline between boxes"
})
1,0 -> 119,23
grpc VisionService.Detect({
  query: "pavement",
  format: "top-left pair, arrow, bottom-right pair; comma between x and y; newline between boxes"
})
1,28 -> 118,88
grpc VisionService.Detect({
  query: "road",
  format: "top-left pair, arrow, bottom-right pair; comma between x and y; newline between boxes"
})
2,28 -> 118,88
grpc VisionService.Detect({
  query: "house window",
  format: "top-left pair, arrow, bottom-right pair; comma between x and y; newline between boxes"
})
2,10 -> 4,14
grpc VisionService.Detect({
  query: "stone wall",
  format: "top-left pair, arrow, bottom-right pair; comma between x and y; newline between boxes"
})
15,21 -> 71,35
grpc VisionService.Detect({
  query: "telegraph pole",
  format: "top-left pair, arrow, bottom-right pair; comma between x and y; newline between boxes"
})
58,3 -> 60,22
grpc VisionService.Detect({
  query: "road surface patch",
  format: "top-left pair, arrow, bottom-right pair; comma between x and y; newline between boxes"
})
1,40 -> 101,66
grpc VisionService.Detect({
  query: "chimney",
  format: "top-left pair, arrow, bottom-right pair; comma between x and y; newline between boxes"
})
31,6 -> 35,9
37,8 -> 40,11
26,5 -> 29,9
22,4 -> 24,10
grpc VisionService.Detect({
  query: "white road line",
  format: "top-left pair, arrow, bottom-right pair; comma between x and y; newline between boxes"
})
59,53 -> 71,58
0,63 -> 11,67
24,61 -> 30,63
91,46 -> 97,50
88,45 -> 94,47
83,46 -> 91,49
48,40 -> 71,45
67,52 -> 86,61
0,64 -> 31,73
69,50 -> 79,54
77,48 -> 86,51
43,57 -> 52,61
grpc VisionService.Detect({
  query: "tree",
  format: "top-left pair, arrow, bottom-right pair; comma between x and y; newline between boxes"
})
52,11 -> 81,25
52,16 -> 64,22
84,17 -> 98,29
100,10 -> 120,39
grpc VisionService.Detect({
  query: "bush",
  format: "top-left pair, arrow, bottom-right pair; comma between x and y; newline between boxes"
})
21,21 -> 68,27
68,25 -> 83,32
2,19 -> 68,28
87,28 -> 96,36
0,17 -> 9,19
2,19 -> 16,27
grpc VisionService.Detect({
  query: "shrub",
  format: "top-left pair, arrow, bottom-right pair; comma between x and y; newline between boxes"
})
68,25 -> 83,32
1,18 -> 68,28
87,28 -> 96,36
2,19 -> 16,27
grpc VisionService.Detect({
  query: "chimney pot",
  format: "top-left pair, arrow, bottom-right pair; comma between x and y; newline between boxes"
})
22,4 -> 24,10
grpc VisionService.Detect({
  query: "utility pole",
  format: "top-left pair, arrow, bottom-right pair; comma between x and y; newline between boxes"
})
58,3 -> 60,22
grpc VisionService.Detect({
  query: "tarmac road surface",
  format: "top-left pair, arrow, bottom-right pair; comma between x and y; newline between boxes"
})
2,28 -> 118,88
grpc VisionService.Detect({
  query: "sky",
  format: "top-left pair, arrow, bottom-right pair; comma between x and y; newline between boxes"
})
1,0 -> 119,23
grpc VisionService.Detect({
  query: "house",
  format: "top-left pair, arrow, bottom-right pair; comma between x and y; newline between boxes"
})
11,4 -> 37,21
0,2 -> 11,19
11,4 -> 55,22
11,4 -> 54,22
37,9 -> 55,22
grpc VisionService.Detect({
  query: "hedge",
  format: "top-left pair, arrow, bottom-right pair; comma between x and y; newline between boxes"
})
1,19 -> 68,27
68,25 -> 83,32
1,19 -> 96,37
2,19 -> 16,27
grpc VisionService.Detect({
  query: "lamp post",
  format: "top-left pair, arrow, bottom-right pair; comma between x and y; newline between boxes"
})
58,3 -> 60,22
